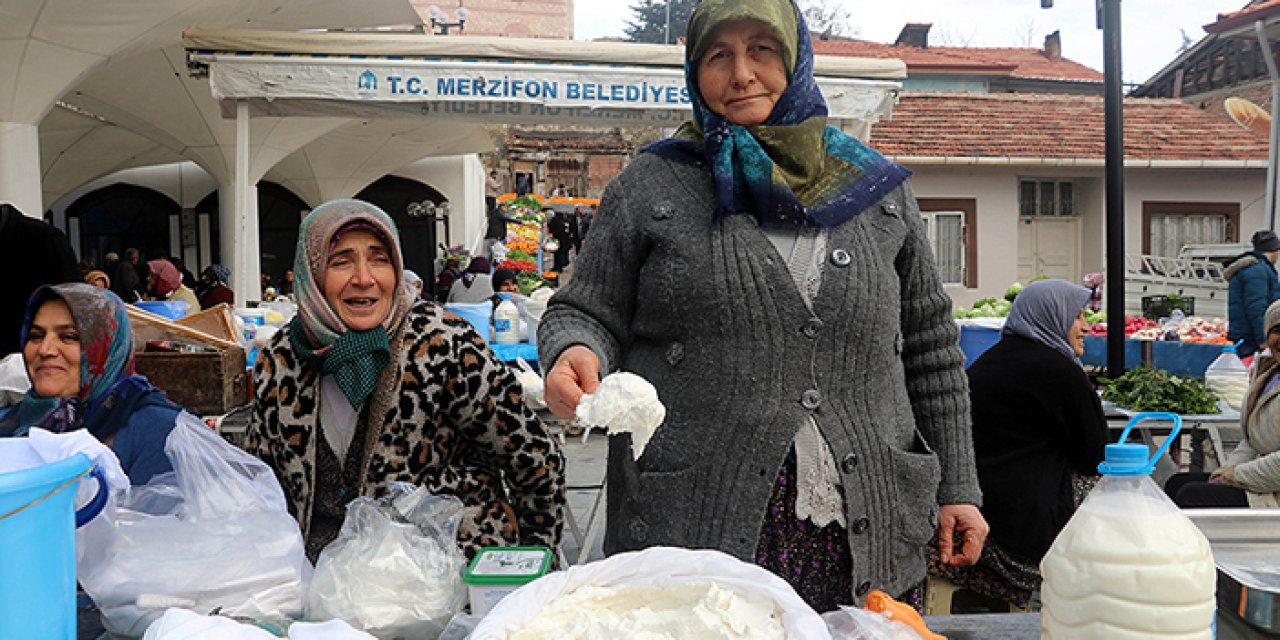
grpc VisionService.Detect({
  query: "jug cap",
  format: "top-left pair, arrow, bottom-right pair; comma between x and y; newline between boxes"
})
1098,412 -> 1183,476
1098,443 -> 1150,475
1222,340 -> 1243,354
497,292 -> 511,301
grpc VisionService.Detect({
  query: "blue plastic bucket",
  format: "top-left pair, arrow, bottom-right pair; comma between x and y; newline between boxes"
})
132,300 -> 188,320
0,447 -> 108,640
958,326 -> 1001,368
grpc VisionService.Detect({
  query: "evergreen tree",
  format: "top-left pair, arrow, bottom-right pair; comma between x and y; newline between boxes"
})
623,0 -> 699,44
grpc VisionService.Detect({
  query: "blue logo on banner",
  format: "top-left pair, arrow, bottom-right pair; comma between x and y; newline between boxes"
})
357,70 -> 377,95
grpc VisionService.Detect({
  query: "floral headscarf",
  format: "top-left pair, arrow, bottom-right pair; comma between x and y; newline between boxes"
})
4,283 -> 173,438
643,0 -> 910,229
288,199 -> 415,408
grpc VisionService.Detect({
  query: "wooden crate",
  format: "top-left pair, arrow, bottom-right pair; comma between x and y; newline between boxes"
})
134,347 -> 248,416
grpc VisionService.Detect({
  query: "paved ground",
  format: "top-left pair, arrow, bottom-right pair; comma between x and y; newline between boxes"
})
551,424 -> 609,565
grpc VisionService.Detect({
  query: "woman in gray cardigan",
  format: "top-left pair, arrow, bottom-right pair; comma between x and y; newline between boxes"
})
539,0 -> 985,611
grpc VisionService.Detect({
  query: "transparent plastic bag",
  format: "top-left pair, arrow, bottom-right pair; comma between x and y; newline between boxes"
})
305,484 -> 467,640
77,412 -> 311,637
822,606 -> 923,640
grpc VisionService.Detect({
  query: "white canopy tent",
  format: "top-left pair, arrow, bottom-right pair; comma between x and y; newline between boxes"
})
1,0 -> 422,218
185,29 -> 906,304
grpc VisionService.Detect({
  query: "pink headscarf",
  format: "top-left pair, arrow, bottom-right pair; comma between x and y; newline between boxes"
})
147,259 -> 182,297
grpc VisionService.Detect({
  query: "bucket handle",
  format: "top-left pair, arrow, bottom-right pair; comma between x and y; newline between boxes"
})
75,466 -> 108,528
0,465 -> 107,527
1113,411 -> 1183,474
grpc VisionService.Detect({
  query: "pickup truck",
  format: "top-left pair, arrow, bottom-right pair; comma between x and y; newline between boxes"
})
1122,243 -> 1249,320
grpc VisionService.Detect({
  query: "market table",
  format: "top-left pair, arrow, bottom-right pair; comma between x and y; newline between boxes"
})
1102,399 -> 1242,474
1082,335 -> 1224,377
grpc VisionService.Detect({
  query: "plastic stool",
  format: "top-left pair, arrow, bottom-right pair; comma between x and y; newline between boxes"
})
925,575 -> 1032,615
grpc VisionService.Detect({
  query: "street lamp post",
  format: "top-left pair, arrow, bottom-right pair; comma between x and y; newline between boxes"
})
665,0 -> 671,44
425,4 -> 470,35
1040,0 -> 1125,377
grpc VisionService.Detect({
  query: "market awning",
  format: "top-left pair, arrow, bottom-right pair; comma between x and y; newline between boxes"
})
184,29 -> 906,136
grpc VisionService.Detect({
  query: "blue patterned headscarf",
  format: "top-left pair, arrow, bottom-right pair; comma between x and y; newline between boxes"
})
643,0 -> 911,229
3,283 -> 175,439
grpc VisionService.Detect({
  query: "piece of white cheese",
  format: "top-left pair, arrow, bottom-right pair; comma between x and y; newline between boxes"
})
575,372 -> 665,460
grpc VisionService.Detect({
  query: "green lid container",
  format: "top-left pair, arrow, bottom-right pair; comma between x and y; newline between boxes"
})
464,546 -> 553,586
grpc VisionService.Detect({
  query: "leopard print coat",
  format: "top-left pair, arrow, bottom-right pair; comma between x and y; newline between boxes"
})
246,300 -> 565,559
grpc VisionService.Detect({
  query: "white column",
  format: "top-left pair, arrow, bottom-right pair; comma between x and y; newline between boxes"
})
228,101 -> 262,307
0,122 -> 43,217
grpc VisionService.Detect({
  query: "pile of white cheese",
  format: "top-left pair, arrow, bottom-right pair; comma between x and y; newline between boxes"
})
507,582 -> 785,640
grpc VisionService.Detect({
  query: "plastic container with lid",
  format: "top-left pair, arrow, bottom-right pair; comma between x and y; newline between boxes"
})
492,293 -> 522,345
463,546 -> 552,616
1040,412 -> 1216,639
1205,341 -> 1250,410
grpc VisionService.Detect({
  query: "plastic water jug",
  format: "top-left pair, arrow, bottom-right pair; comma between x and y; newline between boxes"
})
0,444 -> 109,640
1204,342 -> 1250,410
1040,412 -> 1216,639
493,293 -> 521,345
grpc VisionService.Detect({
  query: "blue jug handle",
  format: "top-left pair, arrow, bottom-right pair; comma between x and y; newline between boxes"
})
75,466 -> 109,528
1114,411 -> 1183,474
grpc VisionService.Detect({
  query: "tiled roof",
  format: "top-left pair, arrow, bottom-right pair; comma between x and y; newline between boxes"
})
868,93 -> 1270,162
811,39 -> 1102,83
1207,0 -> 1280,33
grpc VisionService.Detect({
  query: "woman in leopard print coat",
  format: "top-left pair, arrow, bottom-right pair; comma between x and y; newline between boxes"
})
246,200 -> 564,561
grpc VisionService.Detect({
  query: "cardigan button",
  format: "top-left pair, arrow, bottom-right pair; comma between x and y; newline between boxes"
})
801,389 -> 821,410
802,318 -> 824,339
830,249 -> 852,267
629,518 -> 649,541
851,516 -> 870,534
856,581 -> 873,597
883,201 -> 900,216
666,342 -> 685,366
840,453 -> 859,474
651,205 -> 674,220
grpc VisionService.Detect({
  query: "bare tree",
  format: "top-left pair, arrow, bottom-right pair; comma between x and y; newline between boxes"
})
1012,16 -> 1038,47
799,0 -> 858,39
931,25 -> 976,47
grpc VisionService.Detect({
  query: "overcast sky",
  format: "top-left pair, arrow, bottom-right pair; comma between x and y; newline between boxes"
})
576,0 -> 1248,86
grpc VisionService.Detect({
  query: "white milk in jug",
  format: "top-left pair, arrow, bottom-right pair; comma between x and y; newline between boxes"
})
1041,414 -> 1216,639
493,293 -> 522,345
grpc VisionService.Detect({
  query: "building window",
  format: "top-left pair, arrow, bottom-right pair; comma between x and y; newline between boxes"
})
1020,179 -> 1074,216
918,198 -> 978,288
1141,202 -> 1239,257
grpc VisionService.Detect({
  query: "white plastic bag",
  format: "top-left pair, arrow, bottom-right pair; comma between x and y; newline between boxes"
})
575,372 -> 665,460
305,484 -> 468,639
514,358 -> 545,411
469,546 -> 830,640
77,412 -> 311,637
0,352 -> 29,406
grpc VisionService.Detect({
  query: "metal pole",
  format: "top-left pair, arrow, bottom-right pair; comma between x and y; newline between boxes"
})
1256,20 -> 1280,231
1101,0 -> 1127,378
665,0 -> 671,45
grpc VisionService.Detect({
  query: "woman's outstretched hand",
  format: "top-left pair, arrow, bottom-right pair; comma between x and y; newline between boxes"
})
545,345 -> 601,420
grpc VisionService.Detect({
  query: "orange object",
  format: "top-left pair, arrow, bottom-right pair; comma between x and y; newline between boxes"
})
864,590 -> 947,640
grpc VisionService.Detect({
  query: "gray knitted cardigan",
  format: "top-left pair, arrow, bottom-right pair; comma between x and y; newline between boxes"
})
538,153 -> 981,599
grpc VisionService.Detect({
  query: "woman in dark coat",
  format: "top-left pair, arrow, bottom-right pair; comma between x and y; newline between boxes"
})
930,279 -> 1106,608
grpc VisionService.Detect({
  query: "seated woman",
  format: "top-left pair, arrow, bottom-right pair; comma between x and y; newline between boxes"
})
446,257 -> 495,304
0,283 -> 180,485
245,199 -> 565,562
929,279 -> 1107,607
1167,300 -> 1280,509
144,259 -> 200,317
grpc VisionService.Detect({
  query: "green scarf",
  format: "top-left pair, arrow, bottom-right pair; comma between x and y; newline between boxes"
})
288,316 -> 390,409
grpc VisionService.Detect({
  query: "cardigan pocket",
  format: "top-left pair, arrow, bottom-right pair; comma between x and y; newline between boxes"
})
615,466 -> 701,550
886,444 -> 941,547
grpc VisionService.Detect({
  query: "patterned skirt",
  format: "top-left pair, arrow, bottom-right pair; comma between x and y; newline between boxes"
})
926,473 -> 1100,609
753,453 -> 926,613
